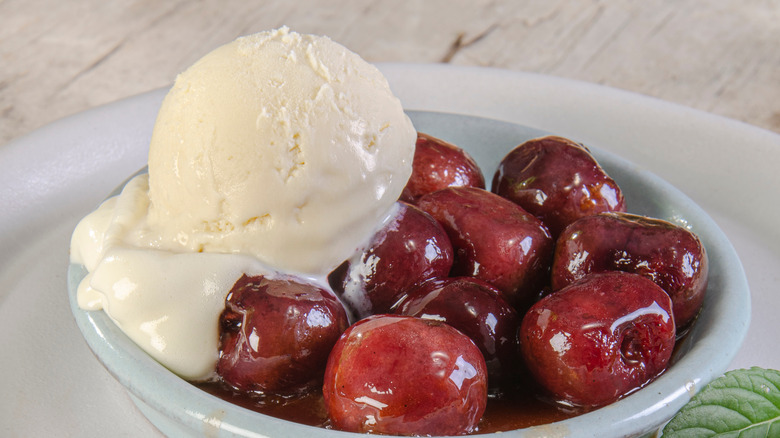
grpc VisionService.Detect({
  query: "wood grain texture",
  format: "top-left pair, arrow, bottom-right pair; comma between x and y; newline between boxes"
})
1,0 -> 779,146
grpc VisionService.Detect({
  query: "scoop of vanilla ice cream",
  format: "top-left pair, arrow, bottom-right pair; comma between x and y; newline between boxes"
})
146,27 -> 416,275
71,28 -> 415,380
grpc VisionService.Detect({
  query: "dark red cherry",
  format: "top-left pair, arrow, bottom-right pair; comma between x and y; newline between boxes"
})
520,271 -> 676,408
416,187 -> 553,311
323,314 -> 488,436
401,132 -> 485,203
492,136 -> 626,238
328,202 -> 453,319
217,274 -> 348,395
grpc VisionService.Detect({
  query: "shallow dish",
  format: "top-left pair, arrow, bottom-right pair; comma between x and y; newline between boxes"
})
68,110 -> 750,438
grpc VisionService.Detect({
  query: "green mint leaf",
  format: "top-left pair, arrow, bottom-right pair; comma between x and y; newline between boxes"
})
662,367 -> 780,437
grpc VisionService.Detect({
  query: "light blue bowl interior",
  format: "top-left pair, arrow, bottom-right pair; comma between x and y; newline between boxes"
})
68,110 -> 750,438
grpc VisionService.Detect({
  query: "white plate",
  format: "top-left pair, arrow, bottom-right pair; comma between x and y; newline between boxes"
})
1,64 -> 778,436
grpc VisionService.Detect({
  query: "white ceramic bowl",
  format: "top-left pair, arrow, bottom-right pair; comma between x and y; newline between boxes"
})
68,111 -> 750,438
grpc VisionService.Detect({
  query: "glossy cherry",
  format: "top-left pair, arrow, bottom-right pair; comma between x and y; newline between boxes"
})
323,314 -> 488,436
416,187 -> 553,310
492,136 -> 626,238
328,202 -> 453,319
520,271 -> 676,408
217,274 -> 348,395
400,132 -> 485,203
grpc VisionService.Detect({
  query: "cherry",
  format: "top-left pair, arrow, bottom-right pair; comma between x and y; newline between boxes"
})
328,202 -> 453,319
551,212 -> 708,329
519,271 -> 676,408
323,314 -> 488,436
416,187 -> 553,311
400,132 -> 485,203
217,274 -> 348,395
492,136 -> 626,238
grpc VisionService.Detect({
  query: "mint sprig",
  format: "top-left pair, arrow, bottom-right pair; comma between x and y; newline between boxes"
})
662,367 -> 780,437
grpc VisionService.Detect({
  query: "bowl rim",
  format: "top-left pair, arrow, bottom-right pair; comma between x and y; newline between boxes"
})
68,110 -> 751,438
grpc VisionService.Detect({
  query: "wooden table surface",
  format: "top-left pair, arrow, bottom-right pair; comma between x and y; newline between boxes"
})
2,0 -> 779,147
